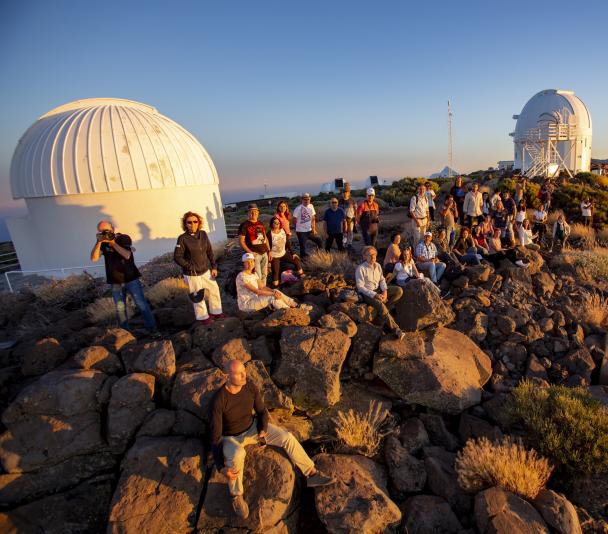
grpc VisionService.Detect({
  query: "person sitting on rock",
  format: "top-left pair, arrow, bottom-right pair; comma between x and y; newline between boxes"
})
267,217 -> 304,288
355,246 -> 405,340
236,253 -> 312,313
414,231 -> 446,284
472,224 -> 490,255
210,359 -> 335,519
452,227 -> 482,265
518,219 -> 540,251
433,227 -> 459,264
393,247 -> 422,286
383,232 -> 402,274
485,228 -> 528,268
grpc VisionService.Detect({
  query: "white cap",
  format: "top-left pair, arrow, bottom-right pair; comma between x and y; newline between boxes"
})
424,231 -> 433,237
366,187 -> 375,196
241,252 -> 255,262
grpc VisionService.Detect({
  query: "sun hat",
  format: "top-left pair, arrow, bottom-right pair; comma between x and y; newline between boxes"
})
247,203 -> 259,211
241,252 -> 255,262
424,231 -> 433,237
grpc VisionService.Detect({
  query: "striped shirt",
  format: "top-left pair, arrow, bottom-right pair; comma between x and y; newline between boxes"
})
415,241 -> 438,261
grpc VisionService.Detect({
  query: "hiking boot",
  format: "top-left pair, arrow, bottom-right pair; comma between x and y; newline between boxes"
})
307,472 -> 336,487
196,317 -> 214,326
231,495 -> 249,519
147,330 -> 162,339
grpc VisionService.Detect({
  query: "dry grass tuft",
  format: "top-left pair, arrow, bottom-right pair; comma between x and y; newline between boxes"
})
34,274 -> 98,307
546,209 -> 564,227
455,437 -> 553,500
138,254 -> 181,286
581,291 -> 608,327
569,223 -> 596,249
146,277 -> 189,306
597,227 -> 608,247
564,247 -> 608,281
333,400 -> 392,457
86,297 -> 135,324
305,250 -> 355,279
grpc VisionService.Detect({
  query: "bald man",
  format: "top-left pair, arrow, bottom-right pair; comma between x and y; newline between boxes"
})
91,220 -> 158,335
209,360 -> 334,519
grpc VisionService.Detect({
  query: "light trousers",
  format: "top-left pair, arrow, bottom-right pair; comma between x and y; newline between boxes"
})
411,218 -> 428,244
416,261 -> 446,283
254,253 -> 268,286
239,291 -> 297,312
222,421 -> 315,496
184,271 -> 223,320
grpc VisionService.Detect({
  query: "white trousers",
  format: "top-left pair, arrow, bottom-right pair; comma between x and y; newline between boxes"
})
184,271 -> 223,320
239,291 -> 296,312
411,218 -> 428,244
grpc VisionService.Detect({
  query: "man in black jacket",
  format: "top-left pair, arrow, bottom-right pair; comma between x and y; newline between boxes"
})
174,211 -> 225,325
210,360 -> 335,519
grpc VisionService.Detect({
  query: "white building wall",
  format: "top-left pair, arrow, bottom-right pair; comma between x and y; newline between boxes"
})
8,183 -> 226,272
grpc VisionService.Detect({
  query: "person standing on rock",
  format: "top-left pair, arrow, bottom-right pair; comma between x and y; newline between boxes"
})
293,193 -> 323,258
355,246 -> 405,340
90,220 -> 158,336
409,183 -> 429,245
357,187 -> 380,247
449,176 -> 467,225
238,204 -> 270,284
210,359 -> 335,519
339,183 -> 357,250
174,211 -> 226,326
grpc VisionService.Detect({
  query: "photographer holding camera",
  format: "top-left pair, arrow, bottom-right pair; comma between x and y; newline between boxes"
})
90,220 -> 158,335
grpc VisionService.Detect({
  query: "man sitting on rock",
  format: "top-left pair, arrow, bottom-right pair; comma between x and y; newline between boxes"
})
210,359 -> 335,519
355,246 -> 405,340
415,231 -> 447,284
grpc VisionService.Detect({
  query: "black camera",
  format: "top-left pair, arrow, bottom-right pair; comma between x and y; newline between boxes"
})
99,230 -> 116,241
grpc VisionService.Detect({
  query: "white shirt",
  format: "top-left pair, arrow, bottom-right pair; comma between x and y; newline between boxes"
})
515,209 -> 526,223
463,191 -> 483,217
533,209 -> 547,224
394,261 -> 417,283
269,229 -> 287,258
581,202 -> 592,217
236,271 -> 260,310
518,226 -> 534,246
355,261 -> 387,298
293,204 -> 316,232
425,189 -> 436,208
410,194 -> 429,219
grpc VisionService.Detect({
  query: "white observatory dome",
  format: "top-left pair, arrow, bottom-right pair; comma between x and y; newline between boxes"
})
7,98 -> 227,276
11,98 -> 218,199
511,89 -> 592,176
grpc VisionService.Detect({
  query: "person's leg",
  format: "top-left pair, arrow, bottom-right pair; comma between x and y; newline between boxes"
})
112,284 -> 129,328
324,234 -> 334,252
271,257 -> 281,287
336,233 -> 344,251
461,253 -> 480,265
260,253 -> 268,285
241,295 -> 275,312
184,274 -> 209,320
126,279 -> 157,330
199,271 -> 223,314
386,285 -> 403,306
296,231 -> 308,258
361,293 -> 400,333
419,219 -> 427,238
253,253 -> 263,281
282,250 -> 303,275
222,426 -> 259,496
370,231 -> 377,248
311,233 -> 323,249
361,225 -> 370,246
347,219 -> 355,246
448,227 -> 455,248
265,423 -> 315,476
436,262 -> 446,281
274,291 -> 297,308
429,206 -> 435,221
426,262 -> 437,283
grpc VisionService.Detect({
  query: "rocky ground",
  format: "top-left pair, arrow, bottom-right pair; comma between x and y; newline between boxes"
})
0,229 -> 607,533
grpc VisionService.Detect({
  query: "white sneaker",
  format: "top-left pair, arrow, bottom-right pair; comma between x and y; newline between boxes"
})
515,260 -> 528,268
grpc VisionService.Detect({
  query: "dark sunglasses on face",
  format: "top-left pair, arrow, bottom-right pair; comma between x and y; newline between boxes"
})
186,220 -> 198,225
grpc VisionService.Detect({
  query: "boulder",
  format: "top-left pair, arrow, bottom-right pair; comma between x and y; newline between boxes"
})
245,359 -> 293,412
93,327 -> 136,353
423,446 -> 472,515
192,317 -> 245,352
171,367 -> 225,421
466,264 -> 492,285
384,435 -> 426,498
317,311 -> 357,337
108,436 -> 205,533
313,453 -> 401,533
252,335 -> 274,366
458,413 -> 503,443
419,413 -> 460,451
475,486 -> 549,533
123,340 -> 176,388
198,445 -> 297,532
0,369 -> 108,473
172,410 -> 206,437
533,489 -> 582,534
0,480 -> 113,534
137,409 -> 176,437
21,338 -> 68,376
274,326 -> 350,411
170,330 -> 192,358
555,347 -> 595,383
71,345 -> 123,374
399,417 -> 429,454
373,328 -> 492,414
108,373 -> 156,450
328,302 -> 375,323
0,452 -> 116,506
347,322 -> 382,369
254,307 -> 311,335
400,494 -> 462,534
211,337 -> 253,368
533,272 -> 556,297
394,279 -> 455,331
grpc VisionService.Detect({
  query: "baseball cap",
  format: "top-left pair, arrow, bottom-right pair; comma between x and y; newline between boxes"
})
241,253 -> 255,262
424,231 -> 433,237
247,203 -> 259,211
366,187 -> 375,196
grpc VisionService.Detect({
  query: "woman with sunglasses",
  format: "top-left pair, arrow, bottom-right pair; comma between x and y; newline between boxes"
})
267,216 -> 305,288
174,211 -> 226,325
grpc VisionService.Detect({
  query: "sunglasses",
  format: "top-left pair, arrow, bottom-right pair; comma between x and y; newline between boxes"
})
186,220 -> 198,225
331,201 -> 338,204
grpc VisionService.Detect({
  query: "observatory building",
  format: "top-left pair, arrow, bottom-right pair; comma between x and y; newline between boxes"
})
511,89 -> 592,177
8,98 -> 226,274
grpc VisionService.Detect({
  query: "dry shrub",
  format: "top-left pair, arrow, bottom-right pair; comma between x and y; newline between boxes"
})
597,227 -> 608,246
34,274 -> 98,307
305,250 -> 355,279
86,297 -> 135,324
146,277 -> 188,306
546,209 -> 564,227
333,400 -> 392,457
138,254 -> 181,286
569,223 -> 596,249
565,247 -> 608,281
580,291 -> 608,327
456,437 -> 552,500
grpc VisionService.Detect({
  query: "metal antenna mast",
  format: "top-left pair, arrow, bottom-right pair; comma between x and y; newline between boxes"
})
447,100 -> 453,180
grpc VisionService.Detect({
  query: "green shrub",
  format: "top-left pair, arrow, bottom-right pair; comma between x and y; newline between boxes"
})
507,380 -> 608,478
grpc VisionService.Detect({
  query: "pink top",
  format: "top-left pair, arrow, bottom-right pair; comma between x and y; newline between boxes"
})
275,212 -> 291,236
384,244 -> 401,267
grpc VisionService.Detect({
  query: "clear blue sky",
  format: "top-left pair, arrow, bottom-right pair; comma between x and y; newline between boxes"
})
1,0 -> 607,212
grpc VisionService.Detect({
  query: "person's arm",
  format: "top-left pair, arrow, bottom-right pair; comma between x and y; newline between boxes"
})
90,238 -> 104,262
173,235 -> 190,270
252,383 -> 269,436
378,266 -> 388,298
239,235 -> 252,253
292,206 -> 300,229
311,207 -> 317,233
355,265 -> 376,298
112,235 -> 133,260
204,233 -> 218,277
209,391 -> 226,470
